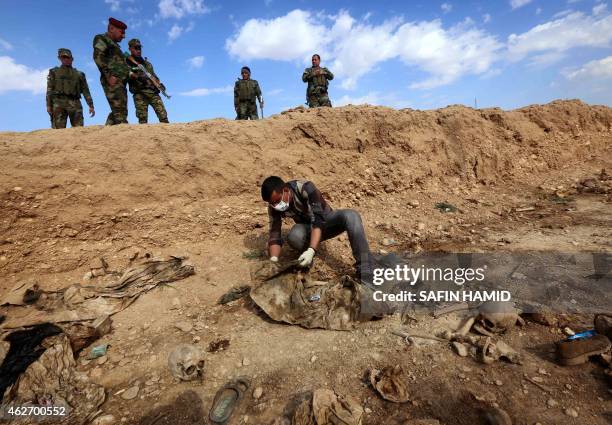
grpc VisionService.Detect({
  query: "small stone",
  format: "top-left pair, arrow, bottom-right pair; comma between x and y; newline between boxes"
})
252,387 -> 263,400
547,398 -> 558,408
364,407 -> 372,414
531,376 -> 544,383
242,357 -> 251,366
121,385 -> 139,400
171,298 -> 181,309
495,380 -> 503,386
96,355 -> 108,365
563,327 -> 575,336
417,222 -> 426,231
174,321 -> 193,333
381,238 -> 396,247
537,368 -> 549,375
408,200 -> 420,207
192,336 -> 201,343
564,408 -> 578,418
452,342 -> 468,357
310,355 -> 318,363
13,187 -> 22,191
91,415 -> 116,425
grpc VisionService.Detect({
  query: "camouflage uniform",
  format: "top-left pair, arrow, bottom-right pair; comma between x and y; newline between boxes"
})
46,49 -> 94,129
234,78 -> 262,120
127,39 -> 168,124
93,32 -> 130,125
302,66 -> 334,108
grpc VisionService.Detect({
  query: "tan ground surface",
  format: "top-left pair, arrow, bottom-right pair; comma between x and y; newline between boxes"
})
0,100 -> 611,424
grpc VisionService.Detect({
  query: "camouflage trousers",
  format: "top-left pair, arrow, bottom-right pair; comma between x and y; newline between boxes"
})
51,97 -> 83,128
102,81 -> 128,125
307,93 -> 332,108
235,101 -> 259,120
133,91 -> 169,124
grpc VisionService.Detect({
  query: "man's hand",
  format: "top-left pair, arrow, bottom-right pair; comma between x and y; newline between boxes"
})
108,75 -> 118,86
89,106 -> 95,117
314,68 -> 322,75
298,248 -> 316,267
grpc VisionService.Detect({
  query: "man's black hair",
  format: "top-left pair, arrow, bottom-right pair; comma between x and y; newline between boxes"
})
312,54 -> 321,60
261,176 -> 285,202
241,66 -> 251,73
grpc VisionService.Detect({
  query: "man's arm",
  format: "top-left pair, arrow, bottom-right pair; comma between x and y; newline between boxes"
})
324,68 -> 334,81
79,72 -> 94,108
267,206 -> 283,258
254,81 -> 262,103
46,69 -> 54,113
303,181 -> 326,251
233,81 -> 240,109
301,68 -> 311,83
92,36 -> 110,79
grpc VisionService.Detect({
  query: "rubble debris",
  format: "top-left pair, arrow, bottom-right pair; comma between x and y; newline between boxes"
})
473,301 -> 524,336
207,338 -> 230,353
480,337 -> 523,365
482,406 -> 512,425
218,285 -> 251,305
595,314 -> 612,339
369,365 -> 410,403
87,343 -> 109,360
209,377 -> 250,424
168,344 -> 205,381
121,385 -> 140,400
434,202 -> 458,213
292,388 -> 363,425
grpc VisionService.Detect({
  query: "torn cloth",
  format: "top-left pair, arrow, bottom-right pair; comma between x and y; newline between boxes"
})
1,257 -> 195,330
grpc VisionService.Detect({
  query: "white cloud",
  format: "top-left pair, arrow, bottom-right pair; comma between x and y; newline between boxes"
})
187,55 -> 204,68
336,92 -> 411,108
528,51 -> 567,67
511,0 -> 533,10
105,0 -> 134,12
0,56 -> 47,94
594,3 -> 608,15
167,21 -> 194,42
0,37 -> 13,51
536,7 -> 542,15
508,10 -> 612,61
441,3 -> 452,13
158,0 -> 209,19
226,10 -> 327,62
267,88 -> 283,96
180,85 -> 233,96
483,13 -> 491,23
226,9 -> 502,90
564,55 -> 612,79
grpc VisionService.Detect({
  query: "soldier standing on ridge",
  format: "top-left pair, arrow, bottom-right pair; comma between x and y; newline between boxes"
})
46,48 -> 95,129
126,39 -> 169,124
93,17 -> 131,125
234,66 -> 263,120
302,54 -> 334,108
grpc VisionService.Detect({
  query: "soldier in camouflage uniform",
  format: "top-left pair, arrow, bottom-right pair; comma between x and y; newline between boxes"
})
46,48 -> 95,128
234,66 -> 263,120
126,39 -> 169,124
93,17 -> 131,125
302,54 -> 334,108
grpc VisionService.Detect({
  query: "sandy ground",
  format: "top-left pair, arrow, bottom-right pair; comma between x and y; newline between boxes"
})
0,100 -> 611,424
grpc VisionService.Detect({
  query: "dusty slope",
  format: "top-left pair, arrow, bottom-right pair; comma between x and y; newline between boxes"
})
0,100 -> 611,425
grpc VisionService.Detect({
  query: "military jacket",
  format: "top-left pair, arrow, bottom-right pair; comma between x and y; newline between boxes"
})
127,56 -> 160,94
46,65 -> 93,108
302,67 -> 334,95
234,79 -> 262,106
93,33 -> 130,82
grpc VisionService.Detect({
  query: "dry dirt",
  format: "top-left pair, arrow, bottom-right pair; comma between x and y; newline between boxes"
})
0,99 -> 611,424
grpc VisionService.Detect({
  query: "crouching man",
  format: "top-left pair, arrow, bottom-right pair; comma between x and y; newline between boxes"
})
261,176 -> 374,286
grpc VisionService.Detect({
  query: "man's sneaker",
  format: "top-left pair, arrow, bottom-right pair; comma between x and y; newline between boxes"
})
557,334 -> 611,366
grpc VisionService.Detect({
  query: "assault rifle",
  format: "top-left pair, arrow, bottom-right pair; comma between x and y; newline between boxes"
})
259,97 -> 264,119
125,54 -> 171,99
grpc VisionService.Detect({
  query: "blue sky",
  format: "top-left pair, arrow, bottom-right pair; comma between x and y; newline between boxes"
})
0,0 -> 611,131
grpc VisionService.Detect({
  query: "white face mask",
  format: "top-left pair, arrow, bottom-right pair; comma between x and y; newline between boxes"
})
272,189 -> 290,212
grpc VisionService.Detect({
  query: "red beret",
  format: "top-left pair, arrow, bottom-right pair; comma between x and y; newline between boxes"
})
108,17 -> 127,30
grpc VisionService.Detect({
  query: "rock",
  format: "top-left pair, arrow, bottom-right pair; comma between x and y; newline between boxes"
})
564,408 -> 578,418
495,380 -> 503,386
171,297 -> 181,309
563,327 -> 575,336
452,342 -> 468,357
121,385 -> 139,400
192,336 -> 201,343
364,407 -> 372,414
91,415 -> 116,425
242,357 -> 251,366
547,398 -> 558,408
252,386 -> 263,400
382,238 -> 396,246
416,222 -> 426,231
310,355 -> 318,363
408,200 -> 420,207
174,321 -> 193,333
96,355 -> 108,365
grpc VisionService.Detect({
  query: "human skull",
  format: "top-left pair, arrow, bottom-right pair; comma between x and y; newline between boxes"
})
474,301 -> 523,335
168,344 -> 205,381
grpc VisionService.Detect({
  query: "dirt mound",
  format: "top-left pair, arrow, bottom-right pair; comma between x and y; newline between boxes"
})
0,100 -> 611,424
